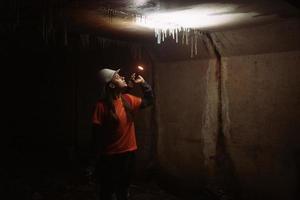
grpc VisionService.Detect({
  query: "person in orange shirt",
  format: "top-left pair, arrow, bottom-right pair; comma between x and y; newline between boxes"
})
92,68 -> 154,200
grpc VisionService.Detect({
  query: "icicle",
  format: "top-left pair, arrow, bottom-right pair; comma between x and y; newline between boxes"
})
106,8 -> 111,23
191,36 -> 194,58
182,29 -> 185,45
157,29 -> 161,44
195,31 -> 198,55
172,29 -> 175,39
154,28 -> 159,44
109,9 -> 112,23
140,15 -> 143,24
153,24 -> 207,59
109,9 -> 111,22
186,29 -> 189,45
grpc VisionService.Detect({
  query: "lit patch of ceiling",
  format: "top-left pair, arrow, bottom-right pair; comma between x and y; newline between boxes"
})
135,4 -> 262,30
67,0 -> 300,39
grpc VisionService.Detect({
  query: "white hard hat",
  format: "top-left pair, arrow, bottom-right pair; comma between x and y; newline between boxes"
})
97,68 -> 120,84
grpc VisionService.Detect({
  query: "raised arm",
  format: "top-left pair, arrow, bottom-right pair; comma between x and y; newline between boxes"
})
140,81 -> 154,109
130,73 -> 154,109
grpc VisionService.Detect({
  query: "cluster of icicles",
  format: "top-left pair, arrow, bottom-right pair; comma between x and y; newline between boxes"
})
136,15 -> 205,58
38,5 -> 206,58
154,28 -> 204,58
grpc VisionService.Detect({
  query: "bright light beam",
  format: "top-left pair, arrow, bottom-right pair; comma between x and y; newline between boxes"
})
136,4 -> 258,29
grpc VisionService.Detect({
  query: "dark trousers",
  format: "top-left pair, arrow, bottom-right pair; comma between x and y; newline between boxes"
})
95,151 -> 136,200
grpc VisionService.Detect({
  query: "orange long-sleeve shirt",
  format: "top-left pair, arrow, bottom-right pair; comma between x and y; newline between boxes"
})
92,94 -> 141,155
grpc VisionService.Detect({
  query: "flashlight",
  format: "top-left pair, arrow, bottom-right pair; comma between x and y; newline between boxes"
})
136,65 -> 144,77
137,66 -> 144,71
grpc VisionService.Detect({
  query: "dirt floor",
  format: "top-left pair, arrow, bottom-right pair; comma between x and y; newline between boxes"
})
4,161 -> 231,200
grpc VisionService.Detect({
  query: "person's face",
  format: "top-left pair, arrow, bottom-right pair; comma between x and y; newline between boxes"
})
111,72 -> 127,88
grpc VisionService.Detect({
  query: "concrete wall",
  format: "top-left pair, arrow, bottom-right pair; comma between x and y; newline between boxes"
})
222,51 -> 300,200
153,59 -> 219,186
151,19 -> 300,200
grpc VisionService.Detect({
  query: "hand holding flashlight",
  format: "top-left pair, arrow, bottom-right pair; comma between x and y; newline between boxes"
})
131,65 -> 145,83
135,65 -> 144,77
131,73 -> 145,84
127,65 -> 145,88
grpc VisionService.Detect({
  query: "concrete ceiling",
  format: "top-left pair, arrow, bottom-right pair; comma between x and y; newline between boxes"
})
66,0 -> 300,40
3,0 -> 298,57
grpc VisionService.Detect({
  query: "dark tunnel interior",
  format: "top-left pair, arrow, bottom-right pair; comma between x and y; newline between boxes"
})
2,0 -> 300,200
